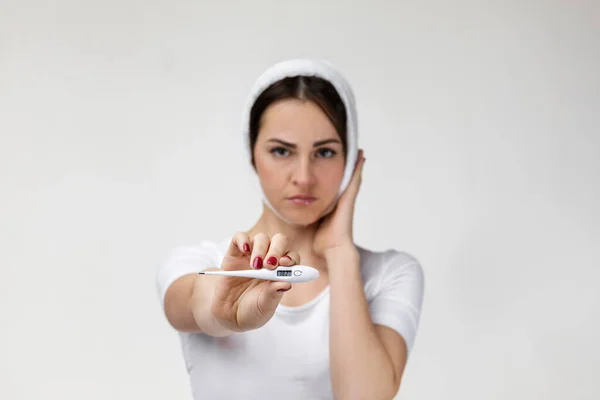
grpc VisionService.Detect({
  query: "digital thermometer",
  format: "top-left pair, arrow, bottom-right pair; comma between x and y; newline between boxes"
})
199,265 -> 319,283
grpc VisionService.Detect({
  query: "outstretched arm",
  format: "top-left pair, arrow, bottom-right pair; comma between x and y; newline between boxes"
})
164,269 -> 235,336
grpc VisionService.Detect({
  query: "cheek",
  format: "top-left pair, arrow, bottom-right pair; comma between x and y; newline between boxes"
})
320,160 -> 345,187
255,157 -> 284,189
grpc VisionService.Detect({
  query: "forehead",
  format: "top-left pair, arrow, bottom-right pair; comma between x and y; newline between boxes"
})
258,98 -> 339,142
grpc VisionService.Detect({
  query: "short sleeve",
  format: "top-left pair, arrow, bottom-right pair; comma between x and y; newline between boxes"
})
368,251 -> 425,355
155,241 -> 223,306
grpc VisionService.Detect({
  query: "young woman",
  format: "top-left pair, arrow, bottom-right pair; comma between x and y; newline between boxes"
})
156,59 -> 425,399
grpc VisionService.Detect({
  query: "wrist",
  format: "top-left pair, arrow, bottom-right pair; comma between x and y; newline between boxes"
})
324,243 -> 360,264
192,273 -> 235,337
325,245 -> 362,286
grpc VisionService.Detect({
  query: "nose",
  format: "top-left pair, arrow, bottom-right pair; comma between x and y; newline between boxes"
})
291,157 -> 316,188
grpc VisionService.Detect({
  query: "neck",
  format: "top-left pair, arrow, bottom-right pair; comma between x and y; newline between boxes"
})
248,204 -> 320,255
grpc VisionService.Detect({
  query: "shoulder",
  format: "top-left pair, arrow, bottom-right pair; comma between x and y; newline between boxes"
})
357,245 -> 424,282
155,238 -> 230,304
357,245 -> 425,302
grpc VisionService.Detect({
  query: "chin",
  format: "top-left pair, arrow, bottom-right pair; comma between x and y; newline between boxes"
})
275,200 -> 335,226
279,210 -> 322,226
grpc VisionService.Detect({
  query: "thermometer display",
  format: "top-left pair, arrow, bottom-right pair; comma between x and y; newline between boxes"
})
277,270 -> 292,277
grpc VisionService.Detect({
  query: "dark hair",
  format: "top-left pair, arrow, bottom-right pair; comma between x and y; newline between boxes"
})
249,76 -> 347,166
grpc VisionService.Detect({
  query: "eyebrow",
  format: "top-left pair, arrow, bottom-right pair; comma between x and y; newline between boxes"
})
267,138 -> 341,148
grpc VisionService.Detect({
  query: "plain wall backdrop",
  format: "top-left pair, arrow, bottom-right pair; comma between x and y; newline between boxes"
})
1,0 -> 598,399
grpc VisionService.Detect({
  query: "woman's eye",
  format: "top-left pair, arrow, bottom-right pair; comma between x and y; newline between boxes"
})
270,147 -> 290,157
316,148 -> 336,158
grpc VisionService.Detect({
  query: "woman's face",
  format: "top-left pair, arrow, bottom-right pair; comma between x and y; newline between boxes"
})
253,98 -> 346,226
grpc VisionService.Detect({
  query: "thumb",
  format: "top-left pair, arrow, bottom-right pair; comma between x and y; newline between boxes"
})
257,282 -> 292,313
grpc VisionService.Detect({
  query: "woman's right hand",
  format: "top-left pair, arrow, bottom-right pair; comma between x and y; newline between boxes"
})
210,231 -> 299,332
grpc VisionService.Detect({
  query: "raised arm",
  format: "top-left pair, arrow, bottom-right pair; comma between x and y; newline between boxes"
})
326,246 -> 424,399
327,247 -> 406,400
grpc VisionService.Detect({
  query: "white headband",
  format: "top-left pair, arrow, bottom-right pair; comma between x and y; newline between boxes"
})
240,59 -> 359,224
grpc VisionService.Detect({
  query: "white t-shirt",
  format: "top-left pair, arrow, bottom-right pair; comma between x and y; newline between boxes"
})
156,238 -> 425,400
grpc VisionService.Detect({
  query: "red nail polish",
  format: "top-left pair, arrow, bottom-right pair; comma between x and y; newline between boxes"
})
267,256 -> 277,266
243,243 -> 250,252
253,257 -> 263,269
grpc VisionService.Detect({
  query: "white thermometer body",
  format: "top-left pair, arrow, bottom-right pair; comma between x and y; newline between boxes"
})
199,265 -> 319,283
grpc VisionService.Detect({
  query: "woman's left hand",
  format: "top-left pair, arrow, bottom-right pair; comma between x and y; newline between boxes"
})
313,149 -> 366,257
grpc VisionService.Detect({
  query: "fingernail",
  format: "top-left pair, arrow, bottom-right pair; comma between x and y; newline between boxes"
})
253,257 -> 263,269
266,256 -> 277,266
243,243 -> 250,252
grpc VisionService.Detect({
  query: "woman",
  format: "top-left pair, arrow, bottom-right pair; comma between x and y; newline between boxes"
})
156,59 -> 425,399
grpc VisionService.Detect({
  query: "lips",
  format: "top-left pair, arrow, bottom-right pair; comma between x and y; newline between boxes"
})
287,195 -> 317,205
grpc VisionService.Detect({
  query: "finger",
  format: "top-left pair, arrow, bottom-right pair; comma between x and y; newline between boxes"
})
232,232 -> 251,255
228,231 -> 252,256
250,233 -> 269,269
263,233 -> 288,270
278,250 -> 300,267
340,149 -> 365,203
349,149 -> 365,188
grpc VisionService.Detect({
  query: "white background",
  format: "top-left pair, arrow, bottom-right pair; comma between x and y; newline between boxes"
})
1,1 -> 598,399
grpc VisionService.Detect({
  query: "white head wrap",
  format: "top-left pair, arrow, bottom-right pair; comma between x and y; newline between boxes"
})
240,59 -> 358,225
